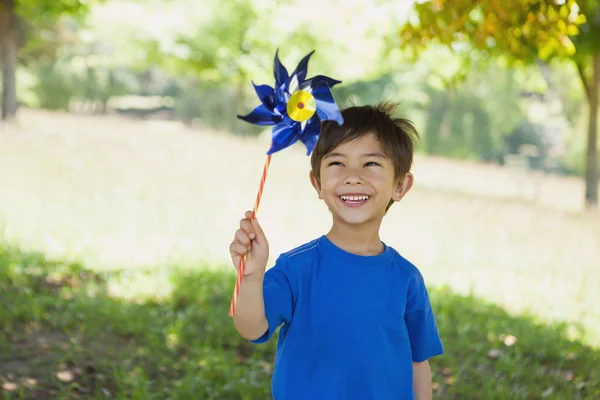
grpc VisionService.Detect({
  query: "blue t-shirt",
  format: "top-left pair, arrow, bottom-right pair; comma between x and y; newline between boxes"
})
251,235 -> 443,400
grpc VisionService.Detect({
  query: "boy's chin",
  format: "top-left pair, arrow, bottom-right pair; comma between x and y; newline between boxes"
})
331,211 -> 382,227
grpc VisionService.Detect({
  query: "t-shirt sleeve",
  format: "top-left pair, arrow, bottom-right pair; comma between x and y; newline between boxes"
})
404,268 -> 443,362
251,255 -> 295,344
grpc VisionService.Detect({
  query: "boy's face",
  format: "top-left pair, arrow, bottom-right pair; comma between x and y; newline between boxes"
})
310,133 -> 413,228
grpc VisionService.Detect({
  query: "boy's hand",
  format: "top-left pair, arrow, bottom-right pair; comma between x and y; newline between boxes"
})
229,211 -> 269,280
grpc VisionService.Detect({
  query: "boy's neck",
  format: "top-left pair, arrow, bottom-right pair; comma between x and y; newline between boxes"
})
326,221 -> 384,257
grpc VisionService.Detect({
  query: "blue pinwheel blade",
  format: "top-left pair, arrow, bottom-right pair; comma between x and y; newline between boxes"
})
307,75 -> 342,89
237,104 -> 282,126
288,50 -> 315,88
275,84 -> 288,105
274,49 -> 289,89
299,116 -> 321,155
252,82 -> 276,110
312,83 -> 344,125
268,119 -> 302,155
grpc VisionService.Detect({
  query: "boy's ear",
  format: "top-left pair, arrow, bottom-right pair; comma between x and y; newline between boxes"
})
309,170 -> 322,199
391,172 -> 413,202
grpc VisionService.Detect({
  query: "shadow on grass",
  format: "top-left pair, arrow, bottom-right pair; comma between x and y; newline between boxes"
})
0,243 -> 598,399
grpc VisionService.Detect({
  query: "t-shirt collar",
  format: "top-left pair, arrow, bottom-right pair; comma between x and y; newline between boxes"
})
318,235 -> 393,266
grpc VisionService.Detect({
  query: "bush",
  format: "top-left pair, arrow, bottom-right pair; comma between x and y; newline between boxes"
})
31,62 -> 77,110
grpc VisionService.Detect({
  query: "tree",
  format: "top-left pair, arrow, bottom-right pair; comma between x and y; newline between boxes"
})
0,0 -> 90,120
0,0 -> 17,120
400,0 -> 600,207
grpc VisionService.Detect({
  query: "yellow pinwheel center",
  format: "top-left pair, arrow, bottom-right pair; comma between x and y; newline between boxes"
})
287,90 -> 316,122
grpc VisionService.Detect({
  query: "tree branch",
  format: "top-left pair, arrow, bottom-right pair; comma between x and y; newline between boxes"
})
594,54 -> 600,94
577,0 -> 589,17
576,59 -> 592,103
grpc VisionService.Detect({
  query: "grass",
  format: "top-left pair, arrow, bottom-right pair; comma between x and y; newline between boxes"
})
1,244 -> 599,399
0,244 -> 274,399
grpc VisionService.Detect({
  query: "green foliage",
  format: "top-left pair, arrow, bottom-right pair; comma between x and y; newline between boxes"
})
31,62 -> 76,110
25,58 -> 132,111
504,119 -> 545,155
173,80 -> 262,134
413,53 -> 535,161
400,0 -> 587,62
332,74 -> 402,108
551,60 -> 588,126
16,0 -> 92,19
562,121 -> 600,176
422,86 -> 498,160
9,0 -> 112,111
570,0 -> 600,58
15,0 -> 96,67
1,243 -> 600,399
168,0 -> 258,84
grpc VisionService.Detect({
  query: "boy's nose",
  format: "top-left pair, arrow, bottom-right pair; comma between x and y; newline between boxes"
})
344,172 -> 363,185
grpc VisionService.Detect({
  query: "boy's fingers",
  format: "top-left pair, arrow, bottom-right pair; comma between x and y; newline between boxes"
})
251,218 -> 266,245
239,218 -> 256,240
235,228 -> 252,247
245,210 -> 253,220
229,241 -> 248,259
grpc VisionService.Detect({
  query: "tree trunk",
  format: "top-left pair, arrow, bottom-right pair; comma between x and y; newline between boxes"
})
585,55 -> 599,208
0,0 -> 18,121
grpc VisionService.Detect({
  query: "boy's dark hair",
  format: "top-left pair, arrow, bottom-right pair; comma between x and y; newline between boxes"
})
310,101 -> 418,186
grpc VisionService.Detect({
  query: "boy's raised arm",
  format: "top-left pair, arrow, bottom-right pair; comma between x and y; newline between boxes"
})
229,211 -> 270,340
233,276 -> 269,340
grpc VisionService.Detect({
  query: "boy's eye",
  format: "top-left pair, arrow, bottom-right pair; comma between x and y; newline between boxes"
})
328,161 -> 343,167
365,161 -> 381,167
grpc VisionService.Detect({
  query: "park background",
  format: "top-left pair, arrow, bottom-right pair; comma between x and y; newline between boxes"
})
0,0 -> 599,398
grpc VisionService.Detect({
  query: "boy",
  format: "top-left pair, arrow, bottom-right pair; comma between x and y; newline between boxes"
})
229,102 -> 443,399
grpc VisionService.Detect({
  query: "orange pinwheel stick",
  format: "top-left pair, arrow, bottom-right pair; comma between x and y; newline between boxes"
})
229,154 -> 272,317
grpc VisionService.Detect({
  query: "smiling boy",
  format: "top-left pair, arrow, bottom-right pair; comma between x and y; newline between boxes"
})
229,102 -> 443,400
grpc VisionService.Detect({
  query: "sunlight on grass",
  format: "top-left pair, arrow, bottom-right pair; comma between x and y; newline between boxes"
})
1,245 -> 599,399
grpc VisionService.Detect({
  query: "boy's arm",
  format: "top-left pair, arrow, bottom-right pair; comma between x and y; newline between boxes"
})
404,268 -> 443,398
229,212 -> 270,340
233,275 -> 268,340
413,360 -> 433,400
230,212 -> 294,342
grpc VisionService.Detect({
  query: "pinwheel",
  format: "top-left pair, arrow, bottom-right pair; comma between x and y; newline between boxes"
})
229,50 -> 344,316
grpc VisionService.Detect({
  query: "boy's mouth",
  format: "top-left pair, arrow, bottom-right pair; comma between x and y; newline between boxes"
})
339,194 -> 370,207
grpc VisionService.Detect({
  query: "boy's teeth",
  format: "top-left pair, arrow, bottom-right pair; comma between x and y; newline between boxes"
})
341,195 -> 369,201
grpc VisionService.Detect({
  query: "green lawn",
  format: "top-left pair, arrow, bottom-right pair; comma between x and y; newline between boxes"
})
1,244 -> 599,399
